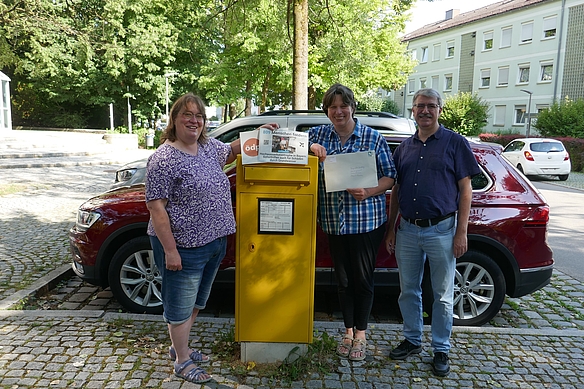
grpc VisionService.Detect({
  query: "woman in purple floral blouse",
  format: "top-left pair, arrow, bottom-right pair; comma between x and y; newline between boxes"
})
145,92 -> 277,384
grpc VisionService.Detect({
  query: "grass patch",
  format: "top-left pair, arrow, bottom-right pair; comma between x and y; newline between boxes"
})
212,328 -> 337,384
0,183 -> 28,196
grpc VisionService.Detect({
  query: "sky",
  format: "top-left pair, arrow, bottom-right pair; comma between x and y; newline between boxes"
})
405,0 -> 502,33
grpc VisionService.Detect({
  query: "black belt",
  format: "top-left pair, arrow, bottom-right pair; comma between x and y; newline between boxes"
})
403,212 -> 455,228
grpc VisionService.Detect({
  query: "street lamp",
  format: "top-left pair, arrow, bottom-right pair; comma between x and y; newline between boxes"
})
520,89 -> 533,138
164,72 -> 178,119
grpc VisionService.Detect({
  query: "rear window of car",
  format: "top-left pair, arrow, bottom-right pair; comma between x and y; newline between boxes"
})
530,142 -> 564,152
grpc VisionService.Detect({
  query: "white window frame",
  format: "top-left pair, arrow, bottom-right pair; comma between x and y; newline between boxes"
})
433,44 -> 441,61
542,16 -> 557,39
500,27 -> 512,48
408,79 -> 415,94
497,67 -> 509,86
483,31 -> 494,51
517,65 -> 530,84
540,62 -> 553,82
446,41 -> 455,58
420,46 -> 428,63
494,105 -> 506,127
514,105 -> 527,125
431,76 -> 439,90
444,74 -> 453,91
480,69 -> 491,88
521,22 -> 533,43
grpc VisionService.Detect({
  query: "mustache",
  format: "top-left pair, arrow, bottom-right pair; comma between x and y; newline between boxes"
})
417,113 -> 433,118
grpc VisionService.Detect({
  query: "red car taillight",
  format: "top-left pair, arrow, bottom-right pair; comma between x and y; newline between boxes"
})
564,152 -> 570,161
524,206 -> 549,227
524,151 -> 534,161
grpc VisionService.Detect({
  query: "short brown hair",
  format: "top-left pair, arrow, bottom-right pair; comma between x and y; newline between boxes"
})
161,93 -> 208,144
322,83 -> 356,116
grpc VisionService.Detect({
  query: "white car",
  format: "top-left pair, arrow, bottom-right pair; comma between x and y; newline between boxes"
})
110,110 -> 416,189
502,138 -> 571,181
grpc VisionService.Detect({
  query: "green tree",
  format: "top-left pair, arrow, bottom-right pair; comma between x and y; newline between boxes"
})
534,97 -> 584,138
440,92 -> 489,136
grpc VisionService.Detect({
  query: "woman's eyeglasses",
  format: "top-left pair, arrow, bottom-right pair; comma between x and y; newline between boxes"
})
182,112 -> 205,121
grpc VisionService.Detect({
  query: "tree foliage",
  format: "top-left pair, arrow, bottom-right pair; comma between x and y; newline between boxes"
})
1,0 -> 416,128
440,92 -> 490,136
534,97 -> 584,138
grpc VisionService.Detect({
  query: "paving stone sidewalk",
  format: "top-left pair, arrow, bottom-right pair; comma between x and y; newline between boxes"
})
1,311 -> 583,388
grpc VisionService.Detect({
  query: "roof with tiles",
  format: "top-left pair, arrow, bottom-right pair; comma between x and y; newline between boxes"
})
402,0 -> 552,41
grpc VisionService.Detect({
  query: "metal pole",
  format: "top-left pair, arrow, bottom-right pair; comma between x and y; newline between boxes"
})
520,89 -> 532,138
165,76 -> 169,119
526,93 -> 532,138
127,86 -> 132,134
109,103 -> 114,131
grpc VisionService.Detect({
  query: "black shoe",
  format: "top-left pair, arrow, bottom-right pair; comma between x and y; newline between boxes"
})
432,352 -> 450,377
389,339 -> 422,360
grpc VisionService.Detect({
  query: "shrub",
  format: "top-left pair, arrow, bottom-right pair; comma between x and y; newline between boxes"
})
440,92 -> 489,137
357,95 -> 401,115
534,98 -> 584,138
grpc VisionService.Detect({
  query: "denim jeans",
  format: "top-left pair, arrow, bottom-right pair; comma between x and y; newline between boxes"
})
150,236 -> 226,325
395,215 -> 456,353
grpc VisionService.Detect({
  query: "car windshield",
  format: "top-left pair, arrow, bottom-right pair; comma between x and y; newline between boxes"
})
530,142 -> 564,152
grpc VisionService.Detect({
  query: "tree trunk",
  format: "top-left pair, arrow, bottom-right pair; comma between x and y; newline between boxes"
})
293,0 -> 308,110
245,80 -> 252,116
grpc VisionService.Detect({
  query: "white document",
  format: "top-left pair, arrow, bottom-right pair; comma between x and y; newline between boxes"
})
257,128 -> 309,165
323,151 -> 378,192
240,128 -> 309,165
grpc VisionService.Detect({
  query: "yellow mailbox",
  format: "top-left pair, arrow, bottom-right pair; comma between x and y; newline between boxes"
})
235,155 -> 318,344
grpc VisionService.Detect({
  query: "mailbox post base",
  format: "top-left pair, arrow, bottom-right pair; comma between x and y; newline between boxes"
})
240,342 -> 307,363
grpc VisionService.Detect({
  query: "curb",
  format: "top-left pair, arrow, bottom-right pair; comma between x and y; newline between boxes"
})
0,263 -> 73,310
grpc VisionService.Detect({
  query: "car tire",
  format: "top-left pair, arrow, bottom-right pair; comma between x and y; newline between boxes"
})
421,250 -> 506,327
558,174 -> 569,181
453,250 -> 506,326
516,164 -> 524,174
108,236 -> 163,314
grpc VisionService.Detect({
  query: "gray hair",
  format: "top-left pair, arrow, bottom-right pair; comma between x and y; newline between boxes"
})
413,88 -> 443,108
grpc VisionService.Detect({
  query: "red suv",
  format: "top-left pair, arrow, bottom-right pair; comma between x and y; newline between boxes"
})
69,132 -> 554,326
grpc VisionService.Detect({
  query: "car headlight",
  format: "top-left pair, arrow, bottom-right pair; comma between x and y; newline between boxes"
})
76,210 -> 101,232
116,168 -> 137,183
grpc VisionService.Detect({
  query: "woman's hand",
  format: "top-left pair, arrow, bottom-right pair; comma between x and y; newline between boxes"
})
310,143 -> 327,162
259,122 -> 280,131
346,187 -> 369,201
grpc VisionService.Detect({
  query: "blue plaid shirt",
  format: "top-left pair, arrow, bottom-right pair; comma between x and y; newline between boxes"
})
309,119 -> 396,235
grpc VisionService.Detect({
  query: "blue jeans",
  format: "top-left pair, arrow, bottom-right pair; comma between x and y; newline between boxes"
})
150,236 -> 226,325
395,215 -> 456,353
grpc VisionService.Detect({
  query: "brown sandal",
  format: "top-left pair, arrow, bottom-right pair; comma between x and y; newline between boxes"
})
349,338 -> 367,361
336,334 -> 353,358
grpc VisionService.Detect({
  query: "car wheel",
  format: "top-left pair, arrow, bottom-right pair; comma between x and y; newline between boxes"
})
516,164 -> 524,174
558,174 -> 569,181
108,236 -> 163,314
453,250 -> 506,326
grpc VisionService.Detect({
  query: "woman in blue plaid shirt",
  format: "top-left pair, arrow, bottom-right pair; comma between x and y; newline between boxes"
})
309,84 -> 396,361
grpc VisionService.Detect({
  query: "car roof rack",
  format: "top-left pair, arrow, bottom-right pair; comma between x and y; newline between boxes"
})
259,110 -> 399,119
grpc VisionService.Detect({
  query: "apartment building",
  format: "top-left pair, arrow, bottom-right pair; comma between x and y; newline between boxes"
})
395,0 -> 584,134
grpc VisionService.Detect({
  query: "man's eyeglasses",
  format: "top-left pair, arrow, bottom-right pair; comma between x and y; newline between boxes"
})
182,112 -> 205,121
413,103 -> 440,110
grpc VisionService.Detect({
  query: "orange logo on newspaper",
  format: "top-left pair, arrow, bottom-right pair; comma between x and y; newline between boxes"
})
243,137 -> 259,156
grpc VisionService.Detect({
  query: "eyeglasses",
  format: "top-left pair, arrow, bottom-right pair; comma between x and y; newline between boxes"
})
413,103 -> 440,110
182,112 -> 205,121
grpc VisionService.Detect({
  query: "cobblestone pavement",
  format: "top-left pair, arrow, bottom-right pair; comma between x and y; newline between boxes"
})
1,131 -> 584,388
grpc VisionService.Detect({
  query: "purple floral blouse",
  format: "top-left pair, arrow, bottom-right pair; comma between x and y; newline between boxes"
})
145,140 -> 236,248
